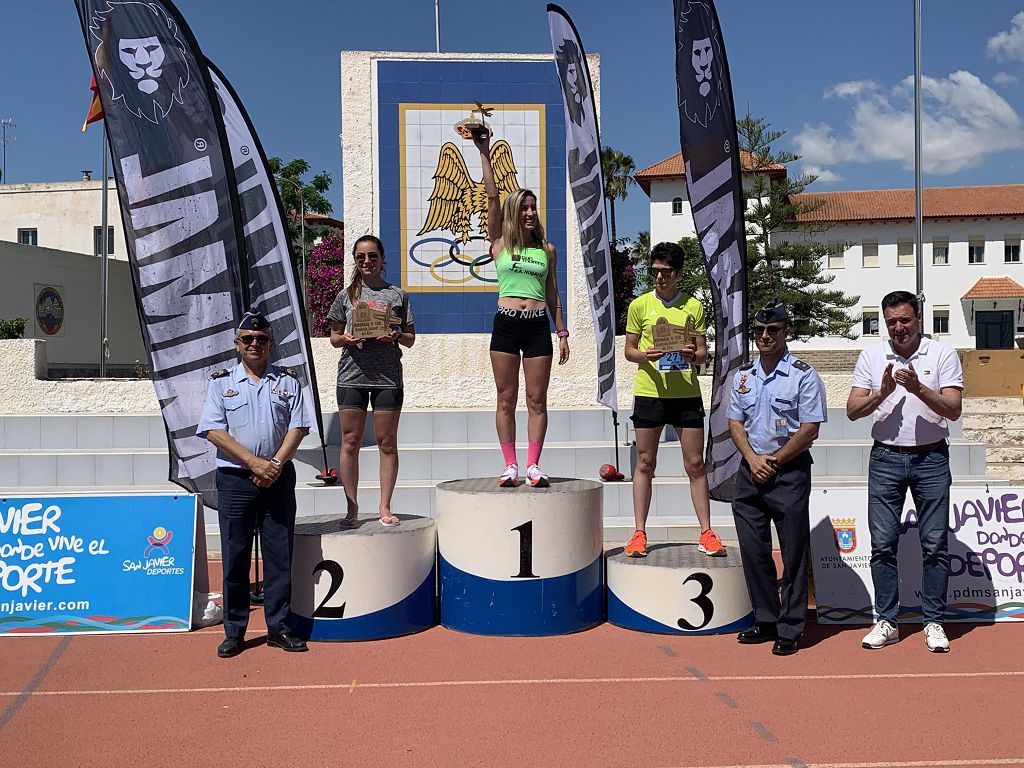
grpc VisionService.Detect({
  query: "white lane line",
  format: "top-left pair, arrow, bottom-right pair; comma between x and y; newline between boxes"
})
1,670 -> 1023,697
658,761 -> 1024,768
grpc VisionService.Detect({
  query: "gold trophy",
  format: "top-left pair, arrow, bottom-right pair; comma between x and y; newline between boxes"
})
454,101 -> 493,140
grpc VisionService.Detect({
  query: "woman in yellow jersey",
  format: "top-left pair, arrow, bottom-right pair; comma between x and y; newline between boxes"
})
473,130 -> 569,488
623,242 -> 725,558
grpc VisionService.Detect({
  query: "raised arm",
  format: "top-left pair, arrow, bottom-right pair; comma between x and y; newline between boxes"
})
472,130 -> 503,243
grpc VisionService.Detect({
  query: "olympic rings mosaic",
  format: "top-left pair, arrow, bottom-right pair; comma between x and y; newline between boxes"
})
408,236 -> 498,285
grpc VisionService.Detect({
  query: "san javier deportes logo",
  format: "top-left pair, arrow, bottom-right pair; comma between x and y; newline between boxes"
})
122,526 -> 184,576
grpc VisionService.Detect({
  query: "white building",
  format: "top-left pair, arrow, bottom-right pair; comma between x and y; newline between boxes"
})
634,151 -> 785,246
636,151 -> 1024,351
0,178 -> 126,259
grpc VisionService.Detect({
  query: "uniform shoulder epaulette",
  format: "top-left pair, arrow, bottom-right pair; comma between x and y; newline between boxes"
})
739,362 -> 755,371
210,369 -> 229,379
282,367 -> 299,378
791,358 -> 811,371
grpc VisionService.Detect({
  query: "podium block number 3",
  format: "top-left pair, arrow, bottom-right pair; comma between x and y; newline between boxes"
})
676,572 -> 714,630
510,521 -> 538,579
312,560 -> 347,618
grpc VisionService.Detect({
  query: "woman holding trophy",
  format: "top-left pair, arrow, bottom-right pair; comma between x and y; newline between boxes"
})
472,126 -> 569,488
328,235 -> 416,526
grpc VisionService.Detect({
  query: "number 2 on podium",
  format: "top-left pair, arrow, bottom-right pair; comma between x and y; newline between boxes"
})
510,520 -> 538,579
312,559 -> 347,618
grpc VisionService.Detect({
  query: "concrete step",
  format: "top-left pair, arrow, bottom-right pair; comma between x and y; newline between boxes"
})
0,437 -> 990,488
0,407 -> 945,451
962,413 -> 1024,430
963,427 -> 1024,444
978,445 -> 1024,463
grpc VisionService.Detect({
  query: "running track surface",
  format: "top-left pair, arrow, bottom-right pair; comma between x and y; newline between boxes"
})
2,562 -> 1022,768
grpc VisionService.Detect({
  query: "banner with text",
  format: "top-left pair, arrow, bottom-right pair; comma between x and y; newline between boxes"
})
207,62 -> 325,444
810,486 -> 1024,624
1,494 -> 197,635
547,4 -> 618,412
672,0 -> 748,501
75,0 -> 248,506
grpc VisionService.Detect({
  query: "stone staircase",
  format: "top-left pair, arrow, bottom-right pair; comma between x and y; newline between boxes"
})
963,397 -> 1024,484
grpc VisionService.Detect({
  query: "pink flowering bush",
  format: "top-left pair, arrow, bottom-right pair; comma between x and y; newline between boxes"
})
611,241 -> 637,334
306,232 -> 345,336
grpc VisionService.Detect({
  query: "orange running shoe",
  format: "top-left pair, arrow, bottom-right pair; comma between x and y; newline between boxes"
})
698,528 -> 727,557
625,529 -> 648,558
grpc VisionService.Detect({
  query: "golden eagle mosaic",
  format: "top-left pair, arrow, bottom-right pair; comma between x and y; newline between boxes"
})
417,140 -> 520,244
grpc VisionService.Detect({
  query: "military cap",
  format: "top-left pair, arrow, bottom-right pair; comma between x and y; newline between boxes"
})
237,307 -> 273,337
754,298 -> 789,325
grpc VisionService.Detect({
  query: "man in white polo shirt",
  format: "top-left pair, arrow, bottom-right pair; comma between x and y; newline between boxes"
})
847,290 -> 963,653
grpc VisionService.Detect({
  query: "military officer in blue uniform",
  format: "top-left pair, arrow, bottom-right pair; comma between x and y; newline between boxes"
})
727,299 -> 827,656
197,308 -> 311,658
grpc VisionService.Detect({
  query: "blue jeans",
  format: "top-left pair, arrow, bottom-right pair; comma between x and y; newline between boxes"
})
867,443 -> 951,624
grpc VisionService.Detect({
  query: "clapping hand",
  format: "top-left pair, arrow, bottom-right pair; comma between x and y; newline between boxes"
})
879,362 -> 897,398
893,361 -> 922,395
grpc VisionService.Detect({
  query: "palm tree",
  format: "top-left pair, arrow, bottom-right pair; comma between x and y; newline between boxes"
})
601,146 -> 636,246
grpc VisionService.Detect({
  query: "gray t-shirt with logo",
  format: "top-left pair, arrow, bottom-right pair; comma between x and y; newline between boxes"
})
327,283 -> 414,389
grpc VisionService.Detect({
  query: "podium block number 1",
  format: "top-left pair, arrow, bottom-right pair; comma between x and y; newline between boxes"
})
510,521 -> 538,579
312,559 -> 347,618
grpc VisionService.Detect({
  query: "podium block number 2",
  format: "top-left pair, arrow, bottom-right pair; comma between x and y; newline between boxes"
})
676,572 -> 714,630
510,521 -> 538,579
312,560 -> 347,618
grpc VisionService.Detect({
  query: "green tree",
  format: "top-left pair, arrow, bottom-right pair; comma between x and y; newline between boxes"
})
737,113 -> 859,339
269,156 -> 334,270
601,146 -> 635,246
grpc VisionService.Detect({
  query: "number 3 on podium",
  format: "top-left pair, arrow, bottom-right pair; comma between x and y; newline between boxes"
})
677,572 -> 714,630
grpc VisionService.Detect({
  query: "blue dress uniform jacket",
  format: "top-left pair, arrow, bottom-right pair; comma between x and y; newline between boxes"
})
728,349 -> 826,643
197,362 -> 310,464
727,350 -> 827,456
197,362 -> 310,640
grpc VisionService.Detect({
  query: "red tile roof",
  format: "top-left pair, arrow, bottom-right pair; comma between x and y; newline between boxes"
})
961,276 -> 1024,300
634,151 -> 786,195
794,185 -> 1024,224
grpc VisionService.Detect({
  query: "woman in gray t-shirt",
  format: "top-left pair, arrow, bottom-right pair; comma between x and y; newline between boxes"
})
328,235 -> 416,527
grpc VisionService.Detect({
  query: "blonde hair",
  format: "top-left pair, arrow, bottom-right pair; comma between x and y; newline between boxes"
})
500,189 -> 545,259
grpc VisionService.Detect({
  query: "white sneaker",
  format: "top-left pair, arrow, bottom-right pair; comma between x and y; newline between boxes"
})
526,464 -> 550,488
924,622 -> 950,653
862,619 -> 899,649
498,464 -> 519,487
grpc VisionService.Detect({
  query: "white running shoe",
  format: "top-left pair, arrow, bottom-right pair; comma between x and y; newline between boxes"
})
498,464 -> 519,488
924,622 -> 950,653
526,464 -> 550,488
862,619 -> 899,649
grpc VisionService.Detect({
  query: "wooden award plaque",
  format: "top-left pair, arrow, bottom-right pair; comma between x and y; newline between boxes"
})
454,101 -> 494,140
651,316 -> 698,352
351,302 -> 401,340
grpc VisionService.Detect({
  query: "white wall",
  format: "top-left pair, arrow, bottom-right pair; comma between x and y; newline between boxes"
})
0,241 -> 145,369
0,180 -> 126,260
649,179 -> 696,245
777,218 -> 1024,350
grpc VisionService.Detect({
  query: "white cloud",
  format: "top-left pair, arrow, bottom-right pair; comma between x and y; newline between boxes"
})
792,70 -> 1024,175
987,12 -> 1024,62
802,165 -> 843,184
994,71 -> 1019,86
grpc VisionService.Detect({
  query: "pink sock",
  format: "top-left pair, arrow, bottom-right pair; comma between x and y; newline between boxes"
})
527,441 -> 543,467
500,442 -> 518,467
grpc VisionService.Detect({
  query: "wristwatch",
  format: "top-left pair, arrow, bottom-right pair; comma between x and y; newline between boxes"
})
270,458 -> 282,467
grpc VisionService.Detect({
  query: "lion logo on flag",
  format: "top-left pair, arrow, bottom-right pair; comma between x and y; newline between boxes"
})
89,1 -> 192,124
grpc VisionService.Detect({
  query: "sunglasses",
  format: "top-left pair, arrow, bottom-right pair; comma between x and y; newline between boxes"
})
752,324 -> 786,337
237,334 -> 271,346
649,267 -> 678,278
355,252 -> 381,262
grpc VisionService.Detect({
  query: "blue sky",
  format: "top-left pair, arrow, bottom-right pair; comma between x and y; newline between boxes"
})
2,1 -> 1024,243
